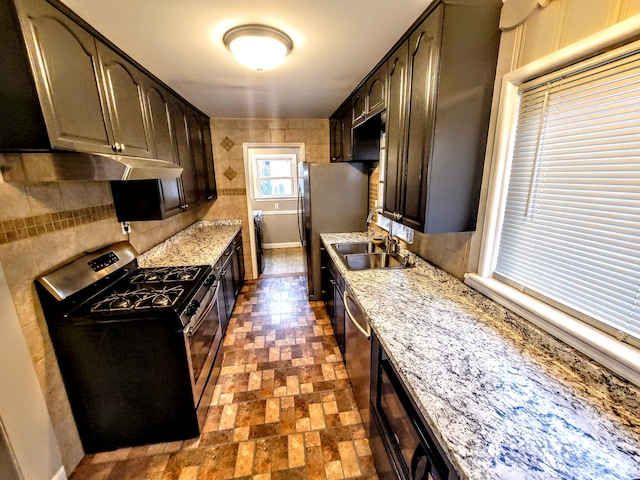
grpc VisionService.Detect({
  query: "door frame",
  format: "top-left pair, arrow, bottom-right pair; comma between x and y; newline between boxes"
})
242,143 -> 305,279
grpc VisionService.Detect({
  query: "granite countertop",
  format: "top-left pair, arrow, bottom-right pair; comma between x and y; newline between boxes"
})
321,232 -> 640,480
138,220 -> 241,268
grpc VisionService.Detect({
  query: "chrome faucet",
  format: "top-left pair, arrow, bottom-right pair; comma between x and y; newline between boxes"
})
385,219 -> 399,254
366,207 -> 379,225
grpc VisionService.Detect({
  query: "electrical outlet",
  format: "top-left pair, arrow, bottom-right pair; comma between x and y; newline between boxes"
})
274,203 -> 279,209
121,221 -> 130,235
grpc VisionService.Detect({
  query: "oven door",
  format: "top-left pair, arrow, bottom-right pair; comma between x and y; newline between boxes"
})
183,281 -> 223,407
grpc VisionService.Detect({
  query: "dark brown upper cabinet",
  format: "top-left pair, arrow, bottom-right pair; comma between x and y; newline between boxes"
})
145,83 -> 183,217
383,41 -> 410,217
382,0 -> 501,234
351,64 -> 387,129
1,0 -> 217,209
188,109 -> 218,204
330,0 -> 501,233
4,0 -> 114,153
200,118 -> 218,202
330,103 -> 351,162
169,99 -> 197,208
96,41 -> 153,157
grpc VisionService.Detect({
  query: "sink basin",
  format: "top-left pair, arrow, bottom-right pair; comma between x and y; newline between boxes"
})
343,252 -> 405,270
330,241 -> 409,270
332,241 -> 380,255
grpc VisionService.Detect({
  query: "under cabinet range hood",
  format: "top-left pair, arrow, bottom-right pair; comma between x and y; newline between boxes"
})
0,152 -> 183,183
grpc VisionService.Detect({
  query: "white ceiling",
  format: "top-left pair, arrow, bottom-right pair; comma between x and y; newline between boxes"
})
58,0 -> 433,119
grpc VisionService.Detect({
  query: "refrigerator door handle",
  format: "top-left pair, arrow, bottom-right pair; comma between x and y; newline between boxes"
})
297,190 -> 304,244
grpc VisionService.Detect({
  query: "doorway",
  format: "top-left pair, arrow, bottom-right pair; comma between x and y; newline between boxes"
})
243,143 -> 305,278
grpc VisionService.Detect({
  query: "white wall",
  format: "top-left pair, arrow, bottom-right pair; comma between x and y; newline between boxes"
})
0,263 -> 64,480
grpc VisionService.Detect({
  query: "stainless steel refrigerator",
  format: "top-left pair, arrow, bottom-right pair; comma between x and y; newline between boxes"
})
297,162 -> 369,300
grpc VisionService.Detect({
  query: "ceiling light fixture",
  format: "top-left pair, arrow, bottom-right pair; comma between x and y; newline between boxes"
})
223,24 -> 293,72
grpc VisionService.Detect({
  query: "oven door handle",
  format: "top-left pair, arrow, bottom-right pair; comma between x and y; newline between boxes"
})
184,282 -> 220,336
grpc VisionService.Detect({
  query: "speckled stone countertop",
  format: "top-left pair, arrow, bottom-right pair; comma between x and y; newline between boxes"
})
321,232 -> 640,480
138,220 -> 241,267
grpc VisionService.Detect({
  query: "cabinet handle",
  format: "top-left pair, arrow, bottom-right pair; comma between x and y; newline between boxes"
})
393,433 -> 400,446
413,31 -> 426,55
329,279 -> 337,286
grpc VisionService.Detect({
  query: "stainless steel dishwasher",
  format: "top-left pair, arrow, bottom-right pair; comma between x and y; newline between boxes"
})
344,289 -> 371,434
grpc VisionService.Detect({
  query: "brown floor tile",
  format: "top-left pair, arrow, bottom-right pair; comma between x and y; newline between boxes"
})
68,275 -> 378,480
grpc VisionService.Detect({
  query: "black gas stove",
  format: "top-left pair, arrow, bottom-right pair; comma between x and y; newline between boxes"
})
36,242 -> 223,453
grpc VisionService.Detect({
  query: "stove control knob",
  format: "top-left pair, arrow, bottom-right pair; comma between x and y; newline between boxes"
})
186,300 -> 199,316
204,274 -> 216,286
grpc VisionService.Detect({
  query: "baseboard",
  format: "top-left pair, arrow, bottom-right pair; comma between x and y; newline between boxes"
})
52,466 -> 67,480
263,242 -> 302,249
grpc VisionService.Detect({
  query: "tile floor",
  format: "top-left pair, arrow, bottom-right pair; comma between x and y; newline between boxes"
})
69,274 -> 377,480
262,248 -> 305,276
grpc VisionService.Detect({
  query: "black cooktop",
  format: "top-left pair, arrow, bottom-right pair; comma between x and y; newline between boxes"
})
83,265 -> 211,317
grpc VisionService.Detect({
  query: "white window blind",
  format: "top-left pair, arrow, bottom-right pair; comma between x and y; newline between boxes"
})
494,45 -> 640,347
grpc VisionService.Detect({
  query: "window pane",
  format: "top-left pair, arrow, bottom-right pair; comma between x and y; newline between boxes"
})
257,159 -> 292,178
259,179 -> 293,197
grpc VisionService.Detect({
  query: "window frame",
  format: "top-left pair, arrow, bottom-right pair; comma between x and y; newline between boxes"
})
251,153 -> 298,200
465,16 -> 640,387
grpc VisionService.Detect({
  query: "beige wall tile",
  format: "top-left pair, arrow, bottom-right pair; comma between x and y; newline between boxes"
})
82,182 -> 112,206
249,129 -> 271,143
0,181 -> 31,221
33,351 -> 64,397
284,129 -> 305,143
25,184 -> 64,216
287,119 -> 303,129
21,319 -> 47,364
305,129 -> 328,145
303,119 -> 328,130
59,183 -> 88,210
0,239 -> 38,286
305,145 -> 319,163
270,130 -> 286,143
266,119 -> 290,129
317,144 -> 331,163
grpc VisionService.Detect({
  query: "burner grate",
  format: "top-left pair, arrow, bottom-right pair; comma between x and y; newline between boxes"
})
129,266 -> 202,284
90,286 -> 185,312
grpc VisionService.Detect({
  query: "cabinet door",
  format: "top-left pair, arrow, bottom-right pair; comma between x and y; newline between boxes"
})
16,0 -> 113,153
401,7 -> 443,231
383,40 -> 409,218
366,64 -> 387,117
234,233 -> 245,287
333,282 -> 346,354
146,84 -> 183,216
97,41 -> 153,157
201,118 -> 218,201
329,116 -> 342,162
351,88 -> 366,127
187,109 -> 207,203
341,104 -> 352,162
169,99 -> 197,208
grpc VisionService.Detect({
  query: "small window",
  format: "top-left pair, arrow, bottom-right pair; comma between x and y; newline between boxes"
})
253,154 -> 297,199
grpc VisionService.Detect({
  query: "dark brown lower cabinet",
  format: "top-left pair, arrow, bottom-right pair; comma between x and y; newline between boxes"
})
371,332 -> 459,480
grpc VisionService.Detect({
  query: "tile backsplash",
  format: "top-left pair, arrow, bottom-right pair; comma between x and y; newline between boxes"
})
0,204 -> 115,244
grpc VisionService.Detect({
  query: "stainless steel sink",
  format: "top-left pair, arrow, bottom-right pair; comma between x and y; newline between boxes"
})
332,241 -> 380,255
343,252 -> 406,270
331,242 -> 409,270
